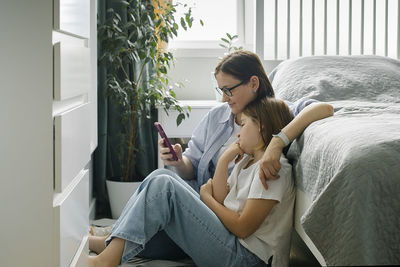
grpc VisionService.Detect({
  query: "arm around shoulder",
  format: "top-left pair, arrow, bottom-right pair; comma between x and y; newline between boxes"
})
259,102 -> 333,185
282,102 -> 334,142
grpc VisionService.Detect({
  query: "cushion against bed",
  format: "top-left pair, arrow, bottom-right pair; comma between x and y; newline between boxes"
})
269,55 -> 400,103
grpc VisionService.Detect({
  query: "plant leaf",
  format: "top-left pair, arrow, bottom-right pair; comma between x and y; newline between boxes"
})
176,113 -> 185,126
221,38 -> 229,44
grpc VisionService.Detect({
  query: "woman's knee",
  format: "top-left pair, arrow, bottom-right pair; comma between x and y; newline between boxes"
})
147,168 -> 175,179
146,173 -> 176,192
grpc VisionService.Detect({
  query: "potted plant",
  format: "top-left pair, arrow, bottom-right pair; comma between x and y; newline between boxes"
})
98,0 -> 199,218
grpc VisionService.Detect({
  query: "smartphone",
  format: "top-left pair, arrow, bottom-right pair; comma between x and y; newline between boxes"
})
154,122 -> 178,161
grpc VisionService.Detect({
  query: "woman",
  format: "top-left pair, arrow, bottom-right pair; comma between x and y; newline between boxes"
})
90,97 -> 296,267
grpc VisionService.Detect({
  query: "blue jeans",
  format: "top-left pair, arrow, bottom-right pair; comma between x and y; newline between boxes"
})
106,169 -> 267,267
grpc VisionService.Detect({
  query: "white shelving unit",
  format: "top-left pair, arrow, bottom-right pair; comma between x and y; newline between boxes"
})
0,1 -> 97,266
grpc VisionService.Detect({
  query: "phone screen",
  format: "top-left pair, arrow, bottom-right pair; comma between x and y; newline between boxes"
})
154,122 -> 178,161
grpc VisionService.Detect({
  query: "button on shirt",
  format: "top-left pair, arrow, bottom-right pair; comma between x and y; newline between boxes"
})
183,98 -> 317,191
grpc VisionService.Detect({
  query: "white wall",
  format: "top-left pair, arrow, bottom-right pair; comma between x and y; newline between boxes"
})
168,56 -> 220,100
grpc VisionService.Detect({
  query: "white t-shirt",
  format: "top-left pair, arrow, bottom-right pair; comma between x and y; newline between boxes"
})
223,155 -> 295,267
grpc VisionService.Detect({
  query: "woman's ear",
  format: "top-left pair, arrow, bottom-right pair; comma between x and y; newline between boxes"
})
250,75 -> 260,92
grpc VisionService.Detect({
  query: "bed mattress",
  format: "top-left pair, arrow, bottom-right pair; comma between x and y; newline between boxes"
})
287,100 -> 400,265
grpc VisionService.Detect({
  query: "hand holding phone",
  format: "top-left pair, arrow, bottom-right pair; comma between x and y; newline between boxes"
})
154,122 -> 179,161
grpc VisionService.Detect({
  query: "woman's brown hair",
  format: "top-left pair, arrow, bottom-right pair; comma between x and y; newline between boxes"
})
214,50 -> 275,98
242,98 -> 293,150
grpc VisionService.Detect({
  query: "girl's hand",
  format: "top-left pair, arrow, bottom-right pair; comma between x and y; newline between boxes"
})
158,139 -> 183,167
221,142 -> 245,164
200,178 -> 213,203
259,137 -> 284,190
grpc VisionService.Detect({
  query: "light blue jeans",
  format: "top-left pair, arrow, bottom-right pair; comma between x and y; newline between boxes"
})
106,169 -> 267,267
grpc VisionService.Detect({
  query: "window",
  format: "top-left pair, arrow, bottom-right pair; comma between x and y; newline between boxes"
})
169,0 -> 242,49
262,0 -> 399,60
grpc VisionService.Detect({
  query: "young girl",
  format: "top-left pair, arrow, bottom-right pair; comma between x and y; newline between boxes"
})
89,97 -> 294,267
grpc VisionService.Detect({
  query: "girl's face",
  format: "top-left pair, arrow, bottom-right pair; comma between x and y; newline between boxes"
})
215,72 -> 258,115
237,113 -> 262,155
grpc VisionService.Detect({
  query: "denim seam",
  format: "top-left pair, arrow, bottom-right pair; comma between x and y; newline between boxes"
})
145,189 -> 172,204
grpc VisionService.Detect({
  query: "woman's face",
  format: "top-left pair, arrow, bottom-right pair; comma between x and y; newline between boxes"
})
237,113 -> 261,155
215,72 -> 258,115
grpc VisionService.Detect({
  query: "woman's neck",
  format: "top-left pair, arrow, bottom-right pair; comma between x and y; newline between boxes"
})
235,113 -> 242,125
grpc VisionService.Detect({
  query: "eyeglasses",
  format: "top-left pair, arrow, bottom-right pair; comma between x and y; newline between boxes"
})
215,80 -> 247,97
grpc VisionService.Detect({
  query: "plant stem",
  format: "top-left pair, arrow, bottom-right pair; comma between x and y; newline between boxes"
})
119,59 -> 130,81
124,106 -> 136,182
123,61 -> 146,182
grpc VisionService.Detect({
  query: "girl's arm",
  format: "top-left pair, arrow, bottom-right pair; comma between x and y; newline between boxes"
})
212,143 -> 244,204
201,182 -> 277,239
259,102 -> 334,189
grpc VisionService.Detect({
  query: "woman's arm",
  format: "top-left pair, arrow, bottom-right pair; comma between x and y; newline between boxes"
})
259,102 -> 334,189
201,182 -> 276,239
159,108 -> 215,181
159,140 -> 195,180
174,156 -> 195,180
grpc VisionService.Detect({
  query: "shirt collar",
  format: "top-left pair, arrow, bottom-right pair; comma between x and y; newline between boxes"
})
218,103 -> 235,124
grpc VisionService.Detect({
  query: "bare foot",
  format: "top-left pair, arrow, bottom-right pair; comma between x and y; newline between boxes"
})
89,235 -> 108,254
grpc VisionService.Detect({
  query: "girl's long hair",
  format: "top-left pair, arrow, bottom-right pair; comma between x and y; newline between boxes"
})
243,98 -> 293,150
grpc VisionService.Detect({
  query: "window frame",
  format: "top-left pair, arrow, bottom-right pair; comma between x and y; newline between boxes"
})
168,0 -> 250,58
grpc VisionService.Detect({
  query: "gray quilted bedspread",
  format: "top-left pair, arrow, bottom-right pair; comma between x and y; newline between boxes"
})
287,100 -> 400,266
268,55 -> 400,266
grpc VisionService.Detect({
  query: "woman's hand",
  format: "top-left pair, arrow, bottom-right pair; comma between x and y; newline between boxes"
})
158,139 -> 183,167
200,178 -> 214,204
259,137 -> 284,190
220,142 -> 245,164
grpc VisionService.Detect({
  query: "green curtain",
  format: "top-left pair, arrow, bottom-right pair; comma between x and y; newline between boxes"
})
94,0 -> 159,218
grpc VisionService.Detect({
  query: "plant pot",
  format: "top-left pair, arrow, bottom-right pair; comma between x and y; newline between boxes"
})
106,180 -> 141,219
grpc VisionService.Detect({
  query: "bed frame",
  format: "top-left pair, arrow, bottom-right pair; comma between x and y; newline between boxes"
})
254,1 -> 400,265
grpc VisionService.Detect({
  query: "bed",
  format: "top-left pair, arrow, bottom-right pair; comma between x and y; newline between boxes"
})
268,55 -> 400,266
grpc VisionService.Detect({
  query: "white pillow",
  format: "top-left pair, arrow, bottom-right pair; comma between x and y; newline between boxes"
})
269,55 -> 400,103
